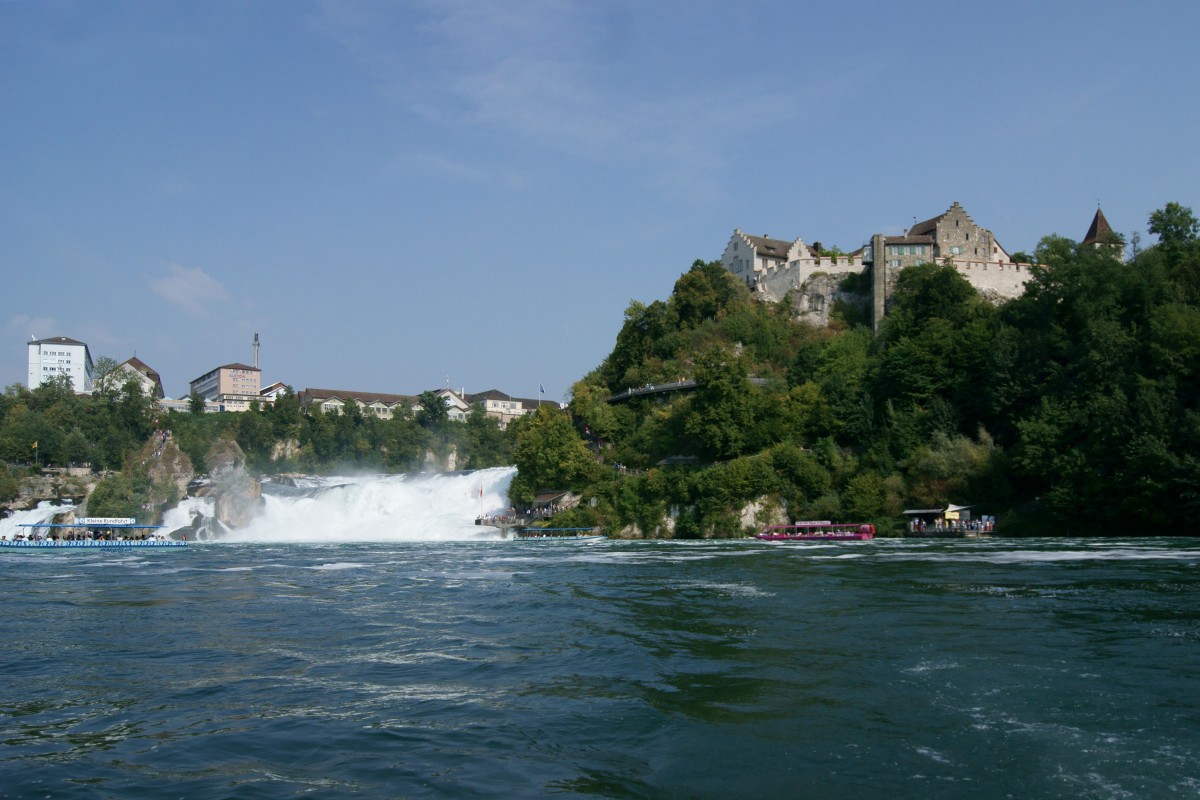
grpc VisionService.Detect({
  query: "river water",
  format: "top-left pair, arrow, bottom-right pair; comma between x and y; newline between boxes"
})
1,476 -> 1198,798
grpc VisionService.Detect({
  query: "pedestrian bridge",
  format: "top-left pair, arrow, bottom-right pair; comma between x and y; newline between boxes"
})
606,377 -> 768,404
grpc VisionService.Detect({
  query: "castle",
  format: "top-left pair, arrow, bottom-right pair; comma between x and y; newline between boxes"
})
722,203 -> 1116,329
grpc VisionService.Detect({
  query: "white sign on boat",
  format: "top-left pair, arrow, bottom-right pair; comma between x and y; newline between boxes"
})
78,517 -> 137,526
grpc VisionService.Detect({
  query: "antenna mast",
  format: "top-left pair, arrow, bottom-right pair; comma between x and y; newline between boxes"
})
253,333 -> 260,369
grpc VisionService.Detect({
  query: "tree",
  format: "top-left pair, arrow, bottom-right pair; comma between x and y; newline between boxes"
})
683,347 -> 755,460
1034,234 -> 1078,267
672,259 -> 742,329
415,390 -> 449,430
88,472 -> 151,520
1148,202 -> 1199,251
460,404 -> 513,469
189,391 -> 207,414
91,356 -> 122,397
601,299 -> 679,390
508,406 -> 597,506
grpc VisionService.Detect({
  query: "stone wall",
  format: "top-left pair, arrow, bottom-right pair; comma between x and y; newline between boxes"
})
950,259 -> 1032,299
753,254 -> 868,304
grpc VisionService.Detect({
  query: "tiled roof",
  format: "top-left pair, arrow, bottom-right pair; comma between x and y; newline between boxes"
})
120,356 -> 160,381
744,234 -> 794,259
32,336 -> 87,346
882,234 -> 935,244
470,388 -> 514,402
1082,208 -> 1115,245
301,388 -> 416,406
908,213 -> 945,237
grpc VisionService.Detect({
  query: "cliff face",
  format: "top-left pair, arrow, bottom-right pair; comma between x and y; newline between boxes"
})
4,474 -> 94,512
611,498 -> 789,539
206,438 -> 263,529
145,437 -> 193,517
789,273 -> 870,328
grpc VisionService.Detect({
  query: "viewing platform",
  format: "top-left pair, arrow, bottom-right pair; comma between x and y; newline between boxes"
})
475,516 -> 529,539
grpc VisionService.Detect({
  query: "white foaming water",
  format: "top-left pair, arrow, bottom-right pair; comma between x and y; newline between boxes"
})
160,496 -> 214,533
0,501 -> 75,539
214,466 -> 516,543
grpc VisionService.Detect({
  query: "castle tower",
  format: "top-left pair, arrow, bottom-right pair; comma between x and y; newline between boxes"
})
1082,208 -> 1123,258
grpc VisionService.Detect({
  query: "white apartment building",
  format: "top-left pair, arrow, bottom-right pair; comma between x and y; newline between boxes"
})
27,336 -> 94,393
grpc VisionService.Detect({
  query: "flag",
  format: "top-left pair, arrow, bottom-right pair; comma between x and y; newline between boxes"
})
479,485 -> 484,498
539,383 -> 545,394
31,441 -> 37,450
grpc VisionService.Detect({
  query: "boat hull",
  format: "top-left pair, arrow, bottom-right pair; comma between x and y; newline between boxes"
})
755,533 -> 874,541
0,540 -> 187,549
514,535 -> 607,542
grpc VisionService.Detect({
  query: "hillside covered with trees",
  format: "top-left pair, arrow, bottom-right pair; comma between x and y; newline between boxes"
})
510,203 -> 1200,537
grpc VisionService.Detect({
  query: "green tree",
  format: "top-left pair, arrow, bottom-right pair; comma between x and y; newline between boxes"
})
88,472 -> 151,520
508,407 -> 597,506
672,259 -> 742,329
1148,201 -> 1199,253
91,356 -> 123,397
415,390 -> 449,430
460,404 -> 512,469
683,348 -> 754,460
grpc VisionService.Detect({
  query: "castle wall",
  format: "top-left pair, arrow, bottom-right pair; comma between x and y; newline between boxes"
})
753,252 -> 867,303
950,258 -> 1032,299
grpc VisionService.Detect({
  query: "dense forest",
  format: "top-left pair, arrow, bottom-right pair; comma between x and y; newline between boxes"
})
510,203 -> 1200,537
5,203 -> 1198,537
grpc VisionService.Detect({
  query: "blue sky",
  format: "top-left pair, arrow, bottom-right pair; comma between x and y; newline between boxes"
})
3,1 -> 1197,401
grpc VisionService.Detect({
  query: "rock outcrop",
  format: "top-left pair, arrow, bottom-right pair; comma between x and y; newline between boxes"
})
145,437 -> 193,516
206,438 -> 262,529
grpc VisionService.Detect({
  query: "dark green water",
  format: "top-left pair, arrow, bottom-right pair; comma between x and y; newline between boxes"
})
1,538 -> 1198,799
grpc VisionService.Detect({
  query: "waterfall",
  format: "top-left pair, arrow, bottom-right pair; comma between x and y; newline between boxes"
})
176,466 -> 517,543
0,501 -> 75,540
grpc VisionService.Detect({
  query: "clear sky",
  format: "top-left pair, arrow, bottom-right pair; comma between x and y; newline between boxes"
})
3,1 -> 1197,401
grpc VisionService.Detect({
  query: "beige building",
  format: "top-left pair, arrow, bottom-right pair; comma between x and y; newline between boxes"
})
299,388 -> 416,419
471,389 -> 542,428
189,363 -> 262,412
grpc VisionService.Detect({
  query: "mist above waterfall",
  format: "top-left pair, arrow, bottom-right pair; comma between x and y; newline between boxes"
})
200,466 -> 517,543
